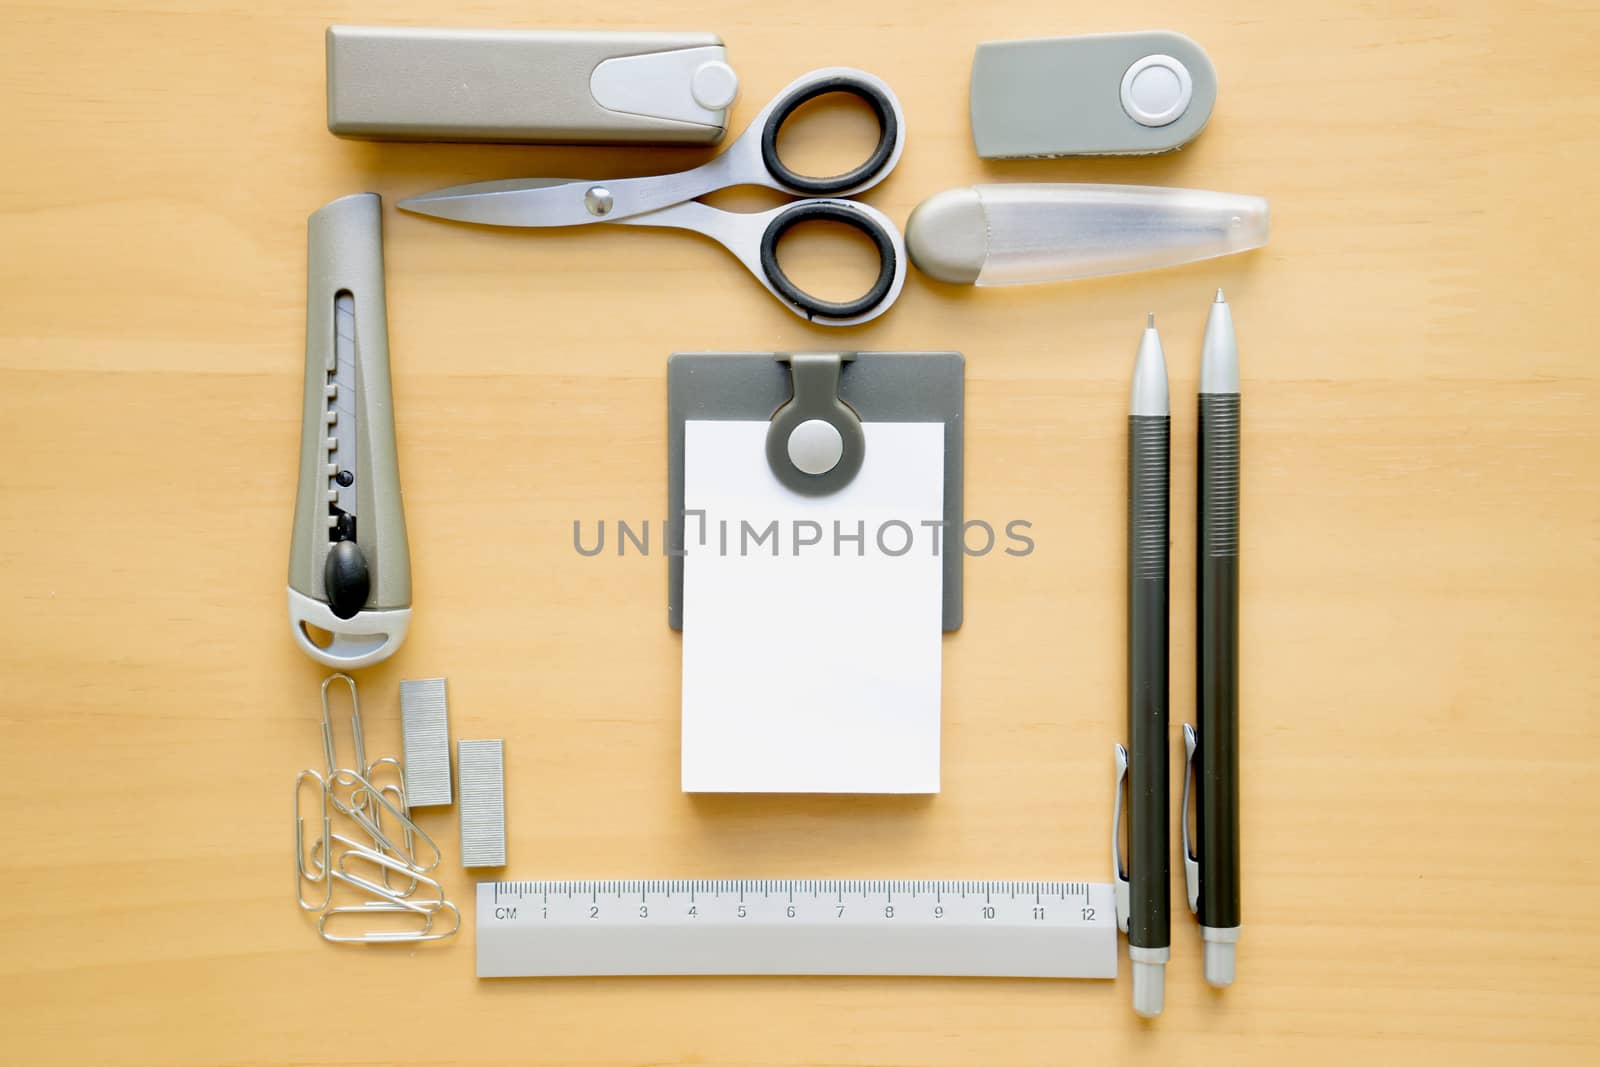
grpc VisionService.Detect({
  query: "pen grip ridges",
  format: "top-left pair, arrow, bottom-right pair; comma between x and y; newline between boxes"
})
1199,395 -> 1239,559
1129,417 -> 1170,580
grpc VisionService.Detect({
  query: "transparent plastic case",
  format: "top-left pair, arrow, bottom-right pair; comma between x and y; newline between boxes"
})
972,184 -> 1268,285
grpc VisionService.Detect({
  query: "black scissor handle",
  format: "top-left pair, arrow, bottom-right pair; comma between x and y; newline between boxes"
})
759,74 -> 900,197
759,201 -> 899,322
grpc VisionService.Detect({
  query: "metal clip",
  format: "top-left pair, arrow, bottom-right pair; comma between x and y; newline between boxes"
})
306,830 -> 435,912
320,673 -> 367,790
363,756 -> 418,896
1112,743 -> 1130,934
336,846 -> 446,910
294,769 -> 331,911
294,670 -> 459,944
318,899 -> 461,944
1181,723 -> 1200,915
328,768 -> 443,874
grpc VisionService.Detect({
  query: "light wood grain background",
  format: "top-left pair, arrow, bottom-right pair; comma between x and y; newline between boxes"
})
3,1 -> 1598,1063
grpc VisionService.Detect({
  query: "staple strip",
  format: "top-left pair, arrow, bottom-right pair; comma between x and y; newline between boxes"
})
399,678 -> 452,806
458,739 -> 506,868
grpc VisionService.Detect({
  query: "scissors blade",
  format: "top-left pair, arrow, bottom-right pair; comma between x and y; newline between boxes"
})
396,178 -> 598,228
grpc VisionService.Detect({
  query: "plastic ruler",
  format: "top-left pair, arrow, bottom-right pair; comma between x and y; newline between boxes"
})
476,879 -> 1116,979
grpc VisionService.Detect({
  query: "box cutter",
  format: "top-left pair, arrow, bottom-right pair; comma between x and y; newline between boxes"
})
287,193 -> 411,669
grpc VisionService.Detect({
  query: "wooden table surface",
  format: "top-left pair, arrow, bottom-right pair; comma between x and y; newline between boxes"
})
4,1 -> 1598,1063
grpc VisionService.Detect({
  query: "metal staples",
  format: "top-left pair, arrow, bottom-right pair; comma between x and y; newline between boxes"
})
458,739 -> 506,868
399,678 -> 452,806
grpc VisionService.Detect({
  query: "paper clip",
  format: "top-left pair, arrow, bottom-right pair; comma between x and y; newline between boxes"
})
318,900 -> 461,944
293,671 -> 459,943
304,831 -> 434,914
294,769 -> 331,911
320,673 -> 368,791
337,847 -> 446,909
363,756 -> 418,895
329,769 -> 442,873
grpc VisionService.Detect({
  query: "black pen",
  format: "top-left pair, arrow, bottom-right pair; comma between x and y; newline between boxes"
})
1184,289 -> 1242,987
1114,313 -> 1171,1018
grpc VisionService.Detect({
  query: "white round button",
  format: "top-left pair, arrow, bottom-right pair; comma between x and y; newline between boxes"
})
787,419 -> 844,476
691,61 -> 740,111
1120,54 -> 1193,128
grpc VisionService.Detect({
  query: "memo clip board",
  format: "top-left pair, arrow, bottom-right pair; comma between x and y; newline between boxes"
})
667,350 -> 964,631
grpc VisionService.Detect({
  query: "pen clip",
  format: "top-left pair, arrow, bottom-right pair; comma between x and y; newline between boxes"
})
1181,723 -> 1199,915
1112,743 -> 1130,934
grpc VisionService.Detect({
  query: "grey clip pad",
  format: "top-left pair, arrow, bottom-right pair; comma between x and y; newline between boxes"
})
668,351 -> 964,632
970,31 -> 1216,158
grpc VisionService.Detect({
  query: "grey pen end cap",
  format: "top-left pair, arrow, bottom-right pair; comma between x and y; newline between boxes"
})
906,187 -> 987,285
1131,960 -> 1166,1018
1203,941 -> 1236,987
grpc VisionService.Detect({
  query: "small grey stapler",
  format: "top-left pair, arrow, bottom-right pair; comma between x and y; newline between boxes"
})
287,193 -> 411,669
326,26 -> 739,145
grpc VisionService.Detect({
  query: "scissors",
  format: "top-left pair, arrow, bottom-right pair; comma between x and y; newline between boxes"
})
398,68 -> 908,327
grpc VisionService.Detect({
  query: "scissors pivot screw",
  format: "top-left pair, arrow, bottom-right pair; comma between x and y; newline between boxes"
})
584,186 -> 614,217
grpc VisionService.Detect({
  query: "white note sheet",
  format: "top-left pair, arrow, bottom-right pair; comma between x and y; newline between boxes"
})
681,419 -> 945,793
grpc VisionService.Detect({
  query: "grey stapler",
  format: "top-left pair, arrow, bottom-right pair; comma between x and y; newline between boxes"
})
287,193 -> 411,669
326,26 -> 739,145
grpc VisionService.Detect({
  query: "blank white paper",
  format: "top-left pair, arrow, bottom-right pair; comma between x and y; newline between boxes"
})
681,419 -> 945,793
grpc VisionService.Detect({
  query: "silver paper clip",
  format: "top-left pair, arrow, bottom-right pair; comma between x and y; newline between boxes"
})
294,769 -> 331,911
319,900 -> 461,944
294,671 -> 459,943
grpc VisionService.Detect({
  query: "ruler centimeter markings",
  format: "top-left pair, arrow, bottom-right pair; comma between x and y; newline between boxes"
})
477,880 -> 1117,979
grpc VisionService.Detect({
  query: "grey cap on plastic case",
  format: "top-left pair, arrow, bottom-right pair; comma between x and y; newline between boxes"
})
905,188 -> 987,285
970,31 -> 1216,158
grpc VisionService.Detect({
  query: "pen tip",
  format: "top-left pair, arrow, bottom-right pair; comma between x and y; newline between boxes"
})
1215,288 -> 1226,303
1146,312 -> 1155,328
